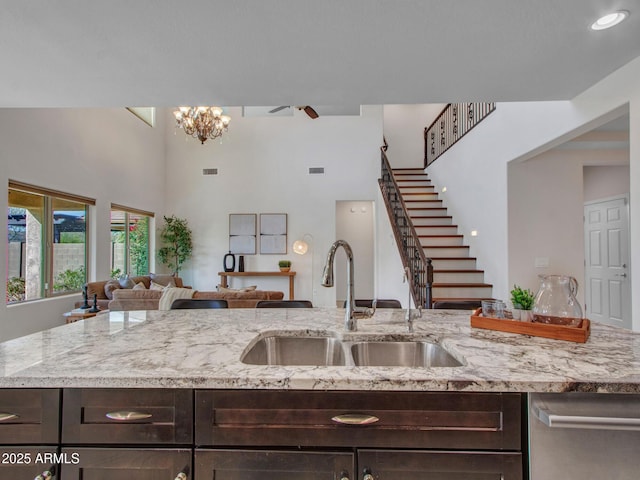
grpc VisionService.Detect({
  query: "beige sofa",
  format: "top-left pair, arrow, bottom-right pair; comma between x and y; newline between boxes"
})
109,288 -> 285,310
79,274 -> 284,311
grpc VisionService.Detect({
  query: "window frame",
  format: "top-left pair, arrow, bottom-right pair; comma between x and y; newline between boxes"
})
7,180 -> 94,303
110,204 -> 154,278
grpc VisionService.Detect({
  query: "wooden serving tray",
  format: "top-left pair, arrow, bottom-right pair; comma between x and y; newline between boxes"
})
470,308 -> 590,343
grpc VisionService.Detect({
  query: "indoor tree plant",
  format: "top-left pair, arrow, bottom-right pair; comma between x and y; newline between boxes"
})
157,215 -> 193,276
510,284 -> 535,321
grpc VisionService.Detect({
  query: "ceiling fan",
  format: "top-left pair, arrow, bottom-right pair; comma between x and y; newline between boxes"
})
268,105 -> 319,119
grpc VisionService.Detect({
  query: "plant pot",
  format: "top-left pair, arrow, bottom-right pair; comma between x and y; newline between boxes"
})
279,267 -> 290,272
520,310 -> 534,322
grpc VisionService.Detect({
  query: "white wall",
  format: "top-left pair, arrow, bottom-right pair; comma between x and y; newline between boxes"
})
164,106 -> 390,308
584,165 -> 630,202
383,104 -> 446,168
507,150 -> 628,306
426,55 -> 640,329
0,108 -> 167,341
335,201 -> 375,305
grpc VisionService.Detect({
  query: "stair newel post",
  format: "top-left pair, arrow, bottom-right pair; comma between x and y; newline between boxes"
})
425,258 -> 433,309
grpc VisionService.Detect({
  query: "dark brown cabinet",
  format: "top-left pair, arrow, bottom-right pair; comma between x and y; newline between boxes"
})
195,449 -> 354,480
196,390 -> 524,480
359,449 -> 523,479
0,388 -> 524,479
59,448 -> 191,479
0,447 -> 59,478
0,388 -> 59,444
62,388 -> 193,445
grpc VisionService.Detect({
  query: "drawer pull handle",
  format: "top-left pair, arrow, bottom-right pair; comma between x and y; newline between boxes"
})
175,465 -> 190,480
105,410 -> 153,421
0,412 -> 18,422
331,413 -> 379,425
339,470 -> 350,480
34,465 -> 56,480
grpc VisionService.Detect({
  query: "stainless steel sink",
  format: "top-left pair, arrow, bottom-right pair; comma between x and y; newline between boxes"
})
241,335 -> 346,366
241,334 -> 463,367
350,341 -> 463,367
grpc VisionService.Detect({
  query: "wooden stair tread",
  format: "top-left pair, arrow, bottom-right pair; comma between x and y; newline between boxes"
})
434,282 -> 492,287
434,269 -> 485,273
418,234 -> 464,238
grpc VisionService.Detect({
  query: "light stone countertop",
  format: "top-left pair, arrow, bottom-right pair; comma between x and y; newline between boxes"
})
0,308 -> 639,392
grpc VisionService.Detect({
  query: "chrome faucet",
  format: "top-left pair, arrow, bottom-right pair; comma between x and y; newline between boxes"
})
403,266 -> 422,333
321,240 -> 373,331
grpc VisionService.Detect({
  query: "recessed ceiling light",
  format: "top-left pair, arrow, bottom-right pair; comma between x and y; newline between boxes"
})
591,11 -> 629,30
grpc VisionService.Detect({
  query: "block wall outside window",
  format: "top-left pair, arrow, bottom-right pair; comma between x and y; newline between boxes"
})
6,182 -> 93,304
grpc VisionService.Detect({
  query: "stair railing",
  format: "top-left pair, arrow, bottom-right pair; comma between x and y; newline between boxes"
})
424,102 -> 496,168
378,147 -> 433,308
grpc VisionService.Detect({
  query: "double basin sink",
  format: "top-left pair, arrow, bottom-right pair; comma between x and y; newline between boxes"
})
241,334 -> 463,367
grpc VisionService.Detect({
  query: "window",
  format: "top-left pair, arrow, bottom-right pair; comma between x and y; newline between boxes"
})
110,205 -> 153,278
7,181 -> 94,304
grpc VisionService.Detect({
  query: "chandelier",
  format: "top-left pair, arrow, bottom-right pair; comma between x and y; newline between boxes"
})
173,106 -> 231,144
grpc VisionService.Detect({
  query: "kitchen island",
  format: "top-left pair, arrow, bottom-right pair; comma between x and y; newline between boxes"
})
0,307 -> 638,391
1,308 -> 639,479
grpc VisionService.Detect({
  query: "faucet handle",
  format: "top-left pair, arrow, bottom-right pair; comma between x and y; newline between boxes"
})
414,305 -> 423,318
371,299 -> 377,314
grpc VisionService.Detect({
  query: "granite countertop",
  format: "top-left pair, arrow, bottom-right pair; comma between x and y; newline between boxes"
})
0,308 -> 638,392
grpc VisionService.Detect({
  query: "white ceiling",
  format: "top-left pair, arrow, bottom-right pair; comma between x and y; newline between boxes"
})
1,1 -> 639,107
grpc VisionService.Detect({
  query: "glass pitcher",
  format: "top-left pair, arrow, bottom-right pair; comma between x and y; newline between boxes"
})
532,275 -> 583,327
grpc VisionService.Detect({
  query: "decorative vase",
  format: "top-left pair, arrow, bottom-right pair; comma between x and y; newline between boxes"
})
532,274 -> 583,326
223,251 -> 236,272
238,255 -> 245,272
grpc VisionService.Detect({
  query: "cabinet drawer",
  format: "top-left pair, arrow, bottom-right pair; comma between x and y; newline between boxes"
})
359,449 -> 523,479
196,390 -> 522,450
62,389 -> 193,445
0,389 -> 60,444
195,449 -> 354,480
0,447 -> 59,478
59,447 -> 191,479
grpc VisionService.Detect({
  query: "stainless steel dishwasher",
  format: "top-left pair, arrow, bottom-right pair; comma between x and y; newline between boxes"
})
529,393 -> 640,479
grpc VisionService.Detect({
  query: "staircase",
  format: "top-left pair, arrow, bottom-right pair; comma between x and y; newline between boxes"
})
392,167 -> 493,305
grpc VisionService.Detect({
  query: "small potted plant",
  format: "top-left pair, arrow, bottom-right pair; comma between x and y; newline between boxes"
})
510,284 -> 535,321
278,260 -> 291,272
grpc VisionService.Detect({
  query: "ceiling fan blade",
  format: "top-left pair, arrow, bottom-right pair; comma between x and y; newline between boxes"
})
268,106 -> 289,113
302,106 -> 319,119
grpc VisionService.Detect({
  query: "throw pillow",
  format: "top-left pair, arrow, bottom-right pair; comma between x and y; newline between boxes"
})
150,273 -> 177,286
104,280 -> 121,300
149,281 -> 166,291
217,285 -> 257,293
118,275 -> 136,289
133,282 -> 146,290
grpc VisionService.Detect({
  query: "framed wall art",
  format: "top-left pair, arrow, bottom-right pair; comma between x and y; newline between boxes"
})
260,213 -> 287,254
229,214 -> 257,255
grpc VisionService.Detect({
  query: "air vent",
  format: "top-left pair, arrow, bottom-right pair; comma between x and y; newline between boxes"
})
203,168 -> 218,175
308,167 -> 325,174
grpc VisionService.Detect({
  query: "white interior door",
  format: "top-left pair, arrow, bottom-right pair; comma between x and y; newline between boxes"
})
584,196 -> 631,329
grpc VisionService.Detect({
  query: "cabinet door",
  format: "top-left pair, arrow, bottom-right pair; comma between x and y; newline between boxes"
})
0,447 -> 58,478
358,450 -> 523,480
58,448 -> 191,480
62,388 -> 192,445
0,389 -> 60,444
195,449 -> 354,480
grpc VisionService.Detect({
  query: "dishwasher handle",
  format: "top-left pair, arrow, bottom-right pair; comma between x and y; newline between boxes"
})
533,404 -> 640,431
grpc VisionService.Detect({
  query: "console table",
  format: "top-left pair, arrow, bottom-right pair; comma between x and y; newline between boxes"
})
218,271 -> 296,300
